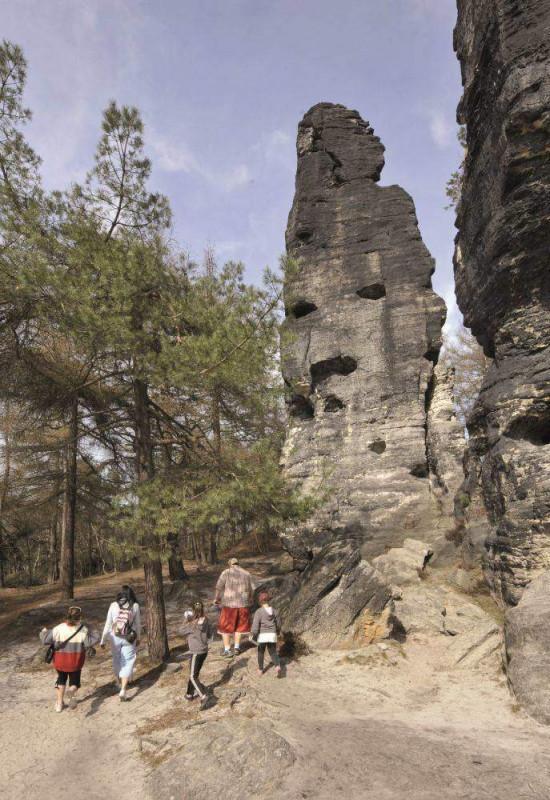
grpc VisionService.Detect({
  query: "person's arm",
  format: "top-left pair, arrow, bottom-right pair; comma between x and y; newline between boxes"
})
100,604 -> 114,646
40,627 -> 54,645
247,573 -> 254,604
85,627 -> 100,648
275,611 -> 282,634
181,622 -> 194,637
133,604 -> 141,640
214,571 -> 226,604
251,610 -> 260,640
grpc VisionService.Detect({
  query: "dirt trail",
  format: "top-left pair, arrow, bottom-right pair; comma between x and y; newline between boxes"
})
2,558 -> 550,800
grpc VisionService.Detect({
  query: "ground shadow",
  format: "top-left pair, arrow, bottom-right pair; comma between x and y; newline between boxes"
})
85,660 -> 168,717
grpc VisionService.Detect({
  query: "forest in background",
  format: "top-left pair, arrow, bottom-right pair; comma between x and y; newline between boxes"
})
0,41 -> 488,660
0,41 -> 316,659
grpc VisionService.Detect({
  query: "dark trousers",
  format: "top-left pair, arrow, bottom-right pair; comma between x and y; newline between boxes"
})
55,670 -> 81,688
187,652 -> 207,697
257,642 -> 279,671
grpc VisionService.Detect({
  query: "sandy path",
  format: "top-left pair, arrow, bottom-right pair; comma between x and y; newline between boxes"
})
3,560 -> 550,800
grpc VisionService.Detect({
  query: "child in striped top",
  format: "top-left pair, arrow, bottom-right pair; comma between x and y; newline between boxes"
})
40,606 -> 98,712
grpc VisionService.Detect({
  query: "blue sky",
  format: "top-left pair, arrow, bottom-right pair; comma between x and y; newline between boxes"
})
3,0 -> 463,330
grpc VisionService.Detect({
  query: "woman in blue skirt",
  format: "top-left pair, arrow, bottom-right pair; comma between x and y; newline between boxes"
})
100,585 -> 141,701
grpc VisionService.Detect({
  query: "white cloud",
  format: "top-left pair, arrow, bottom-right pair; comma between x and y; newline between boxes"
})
149,133 -> 199,173
219,163 -> 251,191
253,128 -> 294,170
428,111 -> 454,149
149,130 -> 251,192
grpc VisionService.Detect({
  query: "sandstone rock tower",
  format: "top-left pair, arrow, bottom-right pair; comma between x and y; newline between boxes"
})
280,103 -> 464,642
454,1 -> 550,722
454,2 -> 550,602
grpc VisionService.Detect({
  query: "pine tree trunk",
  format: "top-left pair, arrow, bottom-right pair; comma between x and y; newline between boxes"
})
48,503 -> 59,583
87,524 -> 93,576
60,397 -> 78,600
133,378 -> 169,661
167,532 -> 187,581
144,559 -> 169,661
209,528 -> 218,564
0,404 -> 12,588
25,535 -> 33,587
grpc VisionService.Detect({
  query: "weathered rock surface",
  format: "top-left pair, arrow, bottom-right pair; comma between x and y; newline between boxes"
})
505,570 -> 550,725
280,103 -> 464,639
372,537 -> 433,588
147,718 -> 296,800
426,364 -> 465,522
454,1 -> 550,606
282,541 -> 393,647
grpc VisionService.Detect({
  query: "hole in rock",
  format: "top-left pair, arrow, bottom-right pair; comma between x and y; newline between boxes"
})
369,440 -> 386,454
296,229 -> 313,244
289,395 -> 314,420
290,300 -> 318,319
391,618 -> 407,644
310,355 -> 358,387
356,283 -> 386,300
324,395 -> 345,412
505,415 -> 550,446
423,348 -> 440,365
410,462 -> 429,478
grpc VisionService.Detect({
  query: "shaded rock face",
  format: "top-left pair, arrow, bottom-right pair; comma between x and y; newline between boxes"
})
280,103 -> 464,640
454,1 -> 550,606
505,571 -> 550,725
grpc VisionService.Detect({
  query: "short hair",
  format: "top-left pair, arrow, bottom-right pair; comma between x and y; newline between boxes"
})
258,591 -> 271,604
67,606 -> 82,623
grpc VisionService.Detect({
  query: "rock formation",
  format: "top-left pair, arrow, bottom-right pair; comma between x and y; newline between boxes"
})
454,1 -> 550,721
454,0 -> 550,606
280,103 -> 464,642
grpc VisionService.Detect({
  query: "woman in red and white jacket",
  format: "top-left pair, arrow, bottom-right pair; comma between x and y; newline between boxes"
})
40,606 -> 98,712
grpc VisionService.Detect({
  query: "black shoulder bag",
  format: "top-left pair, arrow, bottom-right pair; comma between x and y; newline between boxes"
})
45,624 -> 84,664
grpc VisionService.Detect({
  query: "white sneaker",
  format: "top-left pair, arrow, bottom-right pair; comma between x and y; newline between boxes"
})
55,702 -> 63,713
67,689 -> 78,709
119,689 -> 127,702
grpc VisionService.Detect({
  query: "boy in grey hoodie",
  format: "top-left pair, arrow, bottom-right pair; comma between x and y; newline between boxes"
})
251,591 -> 281,676
181,602 -> 213,703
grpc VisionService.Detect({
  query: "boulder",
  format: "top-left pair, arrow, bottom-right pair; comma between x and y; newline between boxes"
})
372,538 -> 433,587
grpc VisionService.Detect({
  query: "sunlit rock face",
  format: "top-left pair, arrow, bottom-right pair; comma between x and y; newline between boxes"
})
279,103 -> 463,640
454,1 -> 550,606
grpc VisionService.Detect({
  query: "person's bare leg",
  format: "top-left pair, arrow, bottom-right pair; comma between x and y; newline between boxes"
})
234,632 -> 242,651
222,633 -> 231,651
67,686 -> 78,709
120,676 -> 129,700
55,685 -> 65,711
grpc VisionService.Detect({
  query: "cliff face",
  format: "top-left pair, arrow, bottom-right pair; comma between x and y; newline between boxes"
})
280,103 -> 464,641
454,0 -> 550,605
454,0 -> 550,723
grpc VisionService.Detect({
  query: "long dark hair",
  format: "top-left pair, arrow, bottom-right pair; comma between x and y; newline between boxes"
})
192,601 -> 204,620
116,585 -> 138,607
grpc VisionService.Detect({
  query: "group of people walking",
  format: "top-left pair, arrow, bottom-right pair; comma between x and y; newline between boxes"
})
39,557 -> 282,713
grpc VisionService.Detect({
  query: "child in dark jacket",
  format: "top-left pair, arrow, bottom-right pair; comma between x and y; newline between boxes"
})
251,591 -> 281,676
181,602 -> 213,703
